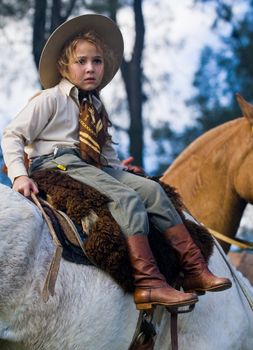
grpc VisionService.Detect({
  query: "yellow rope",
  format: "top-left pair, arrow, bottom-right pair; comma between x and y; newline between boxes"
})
208,228 -> 253,250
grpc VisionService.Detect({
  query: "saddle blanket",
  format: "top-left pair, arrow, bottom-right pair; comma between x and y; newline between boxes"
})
31,169 -> 214,293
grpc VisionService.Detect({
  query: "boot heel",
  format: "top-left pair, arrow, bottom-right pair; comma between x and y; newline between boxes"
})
185,288 -> 206,296
136,303 -> 153,310
196,291 -> 206,296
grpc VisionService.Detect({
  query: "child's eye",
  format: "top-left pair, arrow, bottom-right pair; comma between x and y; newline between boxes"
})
77,58 -> 86,65
93,58 -> 103,64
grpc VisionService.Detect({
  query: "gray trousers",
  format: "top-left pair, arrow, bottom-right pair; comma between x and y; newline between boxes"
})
29,149 -> 182,237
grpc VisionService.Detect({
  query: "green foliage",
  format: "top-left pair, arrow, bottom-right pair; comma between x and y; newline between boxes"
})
150,121 -> 174,174
0,0 -> 32,20
151,0 -> 253,174
177,0 -> 253,157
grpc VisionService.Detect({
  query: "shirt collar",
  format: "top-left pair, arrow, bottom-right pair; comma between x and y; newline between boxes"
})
91,94 -> 102,113
59,78 -> 102,112
59,78 -> 78,99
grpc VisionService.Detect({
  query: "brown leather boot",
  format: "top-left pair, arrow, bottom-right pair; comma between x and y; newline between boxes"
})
163,224 -> 232,293
126,234 -> 198,310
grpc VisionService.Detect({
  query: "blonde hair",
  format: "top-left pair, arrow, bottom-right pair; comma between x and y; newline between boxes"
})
57,31 -> 116,85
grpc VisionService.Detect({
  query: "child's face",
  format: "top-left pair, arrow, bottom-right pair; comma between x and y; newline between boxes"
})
67,39 -> 104,91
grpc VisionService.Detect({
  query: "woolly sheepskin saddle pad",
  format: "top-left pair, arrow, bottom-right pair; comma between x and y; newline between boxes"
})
31,169 -> 214,293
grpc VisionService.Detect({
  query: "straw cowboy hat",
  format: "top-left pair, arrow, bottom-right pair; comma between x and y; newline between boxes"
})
39,14 -> 124,90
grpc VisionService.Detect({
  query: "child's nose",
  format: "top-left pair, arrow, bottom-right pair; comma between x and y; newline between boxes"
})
86,61 -> 94,71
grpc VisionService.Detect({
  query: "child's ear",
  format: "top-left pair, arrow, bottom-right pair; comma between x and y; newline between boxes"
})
58,66 -> 67,79
58,65 -> 63,76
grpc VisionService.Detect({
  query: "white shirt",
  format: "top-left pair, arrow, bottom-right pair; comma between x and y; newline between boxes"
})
1,79 -> 124,182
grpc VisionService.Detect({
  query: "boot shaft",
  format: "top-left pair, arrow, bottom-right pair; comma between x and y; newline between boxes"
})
163,224 -> 206,276
126,234 -> 198,310
126,234 -> 166,287
163,224 -> 232,292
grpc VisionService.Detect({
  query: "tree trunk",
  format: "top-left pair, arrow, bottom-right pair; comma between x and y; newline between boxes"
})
33,0 -> 77,70
33,0 -> 47,69
120,0 -> 145,167
50,0 -> 63,32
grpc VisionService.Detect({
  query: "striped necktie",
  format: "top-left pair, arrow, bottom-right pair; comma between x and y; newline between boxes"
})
79,93 -> 106,166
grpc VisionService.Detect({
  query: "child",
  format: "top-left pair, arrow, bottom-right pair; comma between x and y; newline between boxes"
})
1,14 -> 231,311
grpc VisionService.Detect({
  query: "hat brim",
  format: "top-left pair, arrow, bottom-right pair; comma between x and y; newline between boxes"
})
39,14 -> 124,90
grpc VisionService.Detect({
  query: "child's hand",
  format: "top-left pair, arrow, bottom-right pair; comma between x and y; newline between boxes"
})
13,175 -> 39,197
122,156 -> 145,175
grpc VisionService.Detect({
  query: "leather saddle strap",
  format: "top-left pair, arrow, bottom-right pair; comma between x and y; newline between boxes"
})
170,312 -> 178,350
31,193 -> 63,302
54,209 -> 87,255
167,304 -> 195,350
36,197 -> 87,256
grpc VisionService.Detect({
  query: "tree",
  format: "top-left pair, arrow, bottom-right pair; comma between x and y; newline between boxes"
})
178,0 -> 253,154
119,0 -> 145,167
32,0 -> 79,68
0,0 -> 32,19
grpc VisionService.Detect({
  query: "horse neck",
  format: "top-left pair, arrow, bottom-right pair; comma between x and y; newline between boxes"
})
163,118 -> 251,236
168,118 -> 248,172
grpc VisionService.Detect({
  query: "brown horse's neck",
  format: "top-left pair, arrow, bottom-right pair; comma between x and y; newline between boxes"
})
167,118 -> 248,171
162,118 -> 251,242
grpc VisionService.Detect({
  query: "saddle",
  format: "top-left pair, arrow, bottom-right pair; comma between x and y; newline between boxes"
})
31,169 -> 214,293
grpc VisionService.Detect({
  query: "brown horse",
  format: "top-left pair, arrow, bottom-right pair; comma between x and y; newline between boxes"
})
162,94 -> 253,254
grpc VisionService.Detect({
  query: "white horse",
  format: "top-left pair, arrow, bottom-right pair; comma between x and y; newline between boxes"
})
0,183 -> 253,350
